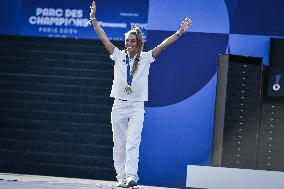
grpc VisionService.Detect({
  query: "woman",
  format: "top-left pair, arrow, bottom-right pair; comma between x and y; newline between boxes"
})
89,1 -> 191,187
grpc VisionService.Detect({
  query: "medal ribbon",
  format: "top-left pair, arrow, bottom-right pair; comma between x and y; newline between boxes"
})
125,54 -> 133,86
275,74 -> 281,84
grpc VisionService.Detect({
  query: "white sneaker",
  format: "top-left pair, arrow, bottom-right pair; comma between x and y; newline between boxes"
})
126,175 -> 138,187
116,179 -> 127,188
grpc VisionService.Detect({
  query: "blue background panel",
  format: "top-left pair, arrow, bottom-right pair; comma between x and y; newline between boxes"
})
140,74 -> 217,187
145,31 -> 228,107
229,34 -> 271,65
0,0 -> 22,35
148,0 -> 229,34
229,0 -> 284,36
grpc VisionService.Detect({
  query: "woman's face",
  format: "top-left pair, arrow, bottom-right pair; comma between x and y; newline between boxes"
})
125,33 -> 138,56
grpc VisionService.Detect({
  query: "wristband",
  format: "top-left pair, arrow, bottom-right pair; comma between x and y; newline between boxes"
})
175,31 -> 182,37
87,18 -> 96,25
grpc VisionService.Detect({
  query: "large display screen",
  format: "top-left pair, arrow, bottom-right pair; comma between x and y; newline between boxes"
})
0,0 -> 149,40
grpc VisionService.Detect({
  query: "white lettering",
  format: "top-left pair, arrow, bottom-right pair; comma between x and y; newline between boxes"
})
98,21 -> 127,28
31,8 -> 89,28
120,12 -> 139,17
29,16 -> 36,24
65,9 -> 83,18
130,22 -> 148,30
55,9 -> 63,17
36,8 -> 63,17
36,8 -> 43,16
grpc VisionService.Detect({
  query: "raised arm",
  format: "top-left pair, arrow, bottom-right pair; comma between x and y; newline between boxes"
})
152,18 -> 192,58
90,1 -> 115,54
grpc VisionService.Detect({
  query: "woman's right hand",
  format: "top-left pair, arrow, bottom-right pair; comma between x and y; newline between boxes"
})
90,1 -> 96,20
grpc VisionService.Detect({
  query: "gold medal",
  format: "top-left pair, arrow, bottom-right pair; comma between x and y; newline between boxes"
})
125,85 -> 133,94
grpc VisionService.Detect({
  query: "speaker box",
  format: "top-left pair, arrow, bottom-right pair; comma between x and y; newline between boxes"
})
212,54 -> 263,169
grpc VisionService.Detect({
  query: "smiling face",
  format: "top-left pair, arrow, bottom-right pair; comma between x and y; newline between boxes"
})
125,33 -> 138,57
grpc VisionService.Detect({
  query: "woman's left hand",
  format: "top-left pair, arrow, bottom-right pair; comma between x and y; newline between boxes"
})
90,1 -> 96,20
179,18 -> 192,34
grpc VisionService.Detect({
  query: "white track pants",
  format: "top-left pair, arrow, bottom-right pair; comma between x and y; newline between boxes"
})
111,99 -> 145,182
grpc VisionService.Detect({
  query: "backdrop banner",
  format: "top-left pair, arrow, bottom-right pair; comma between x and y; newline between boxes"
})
0,0 -> 149,40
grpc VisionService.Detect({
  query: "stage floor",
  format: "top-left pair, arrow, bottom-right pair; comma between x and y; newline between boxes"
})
0,173 -> 178,189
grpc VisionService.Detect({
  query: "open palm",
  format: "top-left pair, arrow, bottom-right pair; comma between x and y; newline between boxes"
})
90,1 -> 96,19
180,18 -> 192,33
